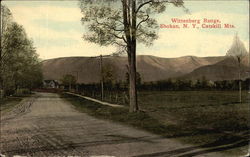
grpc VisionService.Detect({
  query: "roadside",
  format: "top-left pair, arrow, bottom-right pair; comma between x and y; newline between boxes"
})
61,91 -> 249,157
66,92 -> 124,108
0,91 -> 37,116
0,97 -> 23,115
1,95 -> 37,122
1,92 -> 224,157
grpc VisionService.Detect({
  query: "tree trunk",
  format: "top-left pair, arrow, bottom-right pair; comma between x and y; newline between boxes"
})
0,3 -> 3,99
239,80 -> 242,103
0,76 -> 3,99
129,0 -> 139,112
239,68 -> 242,103
128,44 -> 139,112
0,48 -> 3,98
122,0 -> 139,112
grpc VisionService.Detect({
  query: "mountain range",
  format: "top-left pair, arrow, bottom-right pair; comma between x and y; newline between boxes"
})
42,55 -> 249,83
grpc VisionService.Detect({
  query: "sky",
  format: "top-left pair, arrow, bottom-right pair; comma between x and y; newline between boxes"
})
2,0 -> 249,60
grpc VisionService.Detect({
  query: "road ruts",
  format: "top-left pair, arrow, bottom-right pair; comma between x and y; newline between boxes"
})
0,92 -> 226,157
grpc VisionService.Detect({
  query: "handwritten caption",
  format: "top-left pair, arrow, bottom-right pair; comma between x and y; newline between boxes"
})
160,18 -> 235,29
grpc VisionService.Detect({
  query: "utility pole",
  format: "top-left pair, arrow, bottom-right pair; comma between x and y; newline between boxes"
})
76,71 -> 79,92
89,54 -> 113,101
239,60 -> 241,103
100,55 -> 104,101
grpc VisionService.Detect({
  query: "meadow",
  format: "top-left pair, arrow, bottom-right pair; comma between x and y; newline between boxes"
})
138,91 -> 249,154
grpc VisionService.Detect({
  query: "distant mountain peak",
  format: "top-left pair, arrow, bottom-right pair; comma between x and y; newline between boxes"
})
42,55 -> 226,83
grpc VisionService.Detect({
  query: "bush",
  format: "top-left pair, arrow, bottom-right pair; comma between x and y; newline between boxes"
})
15,88 -> 31,96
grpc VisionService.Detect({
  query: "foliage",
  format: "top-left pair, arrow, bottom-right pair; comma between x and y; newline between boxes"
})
226,34 -> 248,60
76,77 -> 250,102
61,74 -> 77,86
79,0 -> 186,52
79,0 -> 187,112
102,62 -> 118,89
1,5 -> 43,96
226,33 -> 248,103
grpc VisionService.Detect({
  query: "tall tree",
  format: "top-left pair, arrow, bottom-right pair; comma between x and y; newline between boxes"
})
226,34 -> 248,103
1,6 -> 43,96
3,22 -> 42,91
0,5 -> 13,98
102,62 -> 117,89
79,0 -> 186,112
61,74 -> 77,91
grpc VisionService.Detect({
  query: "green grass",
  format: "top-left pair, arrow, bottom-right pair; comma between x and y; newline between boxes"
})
138,91 -> 249,156
139,91 -> 249,131
0,97 -> 23,113
62,91 -> 250,156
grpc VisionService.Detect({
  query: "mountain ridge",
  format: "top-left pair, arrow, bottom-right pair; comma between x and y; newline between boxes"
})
42,55 -> 249,83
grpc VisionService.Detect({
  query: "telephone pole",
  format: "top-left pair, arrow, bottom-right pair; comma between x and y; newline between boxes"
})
90,54 -> 113,101
100,55 -> 104,101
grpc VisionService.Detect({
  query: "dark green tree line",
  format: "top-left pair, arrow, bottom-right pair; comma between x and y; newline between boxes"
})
61,74 -> 77,91
0,5 -> 43,97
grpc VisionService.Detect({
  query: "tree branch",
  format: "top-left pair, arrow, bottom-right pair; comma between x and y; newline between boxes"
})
95,18 -> 124,32
136,14 -> 149,29
122,36 -> 127,43
136,0 -> 153,13
136,0 -> 184,13
113,41 -> 126,47
122,0 -> 131,44
109,16 -> 124,26
111,33 -> 124,40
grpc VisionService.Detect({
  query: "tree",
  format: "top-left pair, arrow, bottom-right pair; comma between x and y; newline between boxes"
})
3,23 -> 40,90
1,5 -> 43,96
0,5 -> 13,98
126,71 -> 142,88
226,34 -> 248,103
195,79 -> 202,90
79,0 -> 186,112
201,76 -> 208,89
61,74 -> 77,91
102,62 -> 117,89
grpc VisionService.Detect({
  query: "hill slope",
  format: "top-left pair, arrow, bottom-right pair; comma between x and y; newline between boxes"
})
42,55 -> 225,83
182,56 -> 250,81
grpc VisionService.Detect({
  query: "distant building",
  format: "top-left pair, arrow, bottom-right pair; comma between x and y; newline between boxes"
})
43,80 -> 59,89
208,80 -> 215,87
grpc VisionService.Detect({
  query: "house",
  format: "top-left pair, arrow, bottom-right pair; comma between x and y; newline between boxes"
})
43,80 -> 59,89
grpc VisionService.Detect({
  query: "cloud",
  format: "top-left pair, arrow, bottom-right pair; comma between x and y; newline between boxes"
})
4,2 -> 249,60
10,5 -> 83,39
7,4 -> 118,59
11,5 -> 82,22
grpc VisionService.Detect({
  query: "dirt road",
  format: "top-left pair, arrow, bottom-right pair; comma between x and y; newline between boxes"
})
0,93 -> 224,157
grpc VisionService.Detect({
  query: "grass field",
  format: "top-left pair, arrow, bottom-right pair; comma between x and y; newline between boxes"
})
62,91 -> 250,156
0,97 -> 22,113
138,91 -> 249,155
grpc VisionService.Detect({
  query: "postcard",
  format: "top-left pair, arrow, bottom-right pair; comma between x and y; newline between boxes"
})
0,0 -> 249,156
